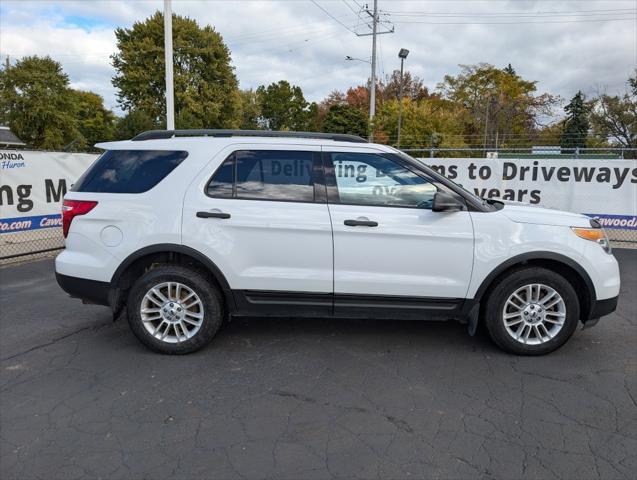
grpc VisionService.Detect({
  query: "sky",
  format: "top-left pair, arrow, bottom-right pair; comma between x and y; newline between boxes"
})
1,0 -> 636,118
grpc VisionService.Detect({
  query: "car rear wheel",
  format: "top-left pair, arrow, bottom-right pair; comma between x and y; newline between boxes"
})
127,265 -> 223,354
483,267 -> 580,355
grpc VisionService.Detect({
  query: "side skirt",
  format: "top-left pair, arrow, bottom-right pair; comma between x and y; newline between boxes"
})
231,290 -> 474,321
232,290 -> 332,317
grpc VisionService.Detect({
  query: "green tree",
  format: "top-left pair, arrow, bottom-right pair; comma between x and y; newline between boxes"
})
238,89 -> 261,130
256,80 -> 316,130
629,72 -> 637,96
439,63 -> 558,148
503,63 -> 517,76
590,72 -> 636,148
0,56 -> 79,149
114,109 -> 158,140
376,97 -> 467,149
72,90 -> 116,148
323,104 -> 368,137
111,11 -> 240,129
561,91 -> 590,149
535,121 -> 565,146
315,90 -> 347,130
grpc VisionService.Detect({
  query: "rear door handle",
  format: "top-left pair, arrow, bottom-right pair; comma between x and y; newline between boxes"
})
344,219 -> 378,227
196,211 -> 231,219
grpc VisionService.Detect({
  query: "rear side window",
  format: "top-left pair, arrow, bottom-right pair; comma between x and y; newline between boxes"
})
206,150 -> 315,202
206,157 -> 234,198
71,150 -> 188,193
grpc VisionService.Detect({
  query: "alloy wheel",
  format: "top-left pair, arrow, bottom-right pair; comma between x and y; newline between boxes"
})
502,283 -> 566,345
140,282 -> 204,343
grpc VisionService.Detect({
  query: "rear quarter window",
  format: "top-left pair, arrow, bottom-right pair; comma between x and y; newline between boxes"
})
71,150 -> 188,193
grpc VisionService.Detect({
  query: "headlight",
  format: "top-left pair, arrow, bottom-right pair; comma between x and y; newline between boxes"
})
571,227 -> 612,254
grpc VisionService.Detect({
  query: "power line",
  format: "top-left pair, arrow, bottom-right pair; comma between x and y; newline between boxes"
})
341,0 -> 360,16
390,17 -> 636,25
310,0 -> 359,34
384,8 -> 636,17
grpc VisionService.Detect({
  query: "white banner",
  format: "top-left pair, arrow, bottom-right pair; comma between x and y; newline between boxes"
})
420,157 -> 637,230
1,152 -> 636,234
0,150 -> 98,233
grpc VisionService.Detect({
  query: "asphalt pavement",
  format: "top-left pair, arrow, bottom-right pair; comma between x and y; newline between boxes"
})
1,250 -> 636,479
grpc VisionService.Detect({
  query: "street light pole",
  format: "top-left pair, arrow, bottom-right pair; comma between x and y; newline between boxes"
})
164,0 -> 175,130
396,48 -> 409,149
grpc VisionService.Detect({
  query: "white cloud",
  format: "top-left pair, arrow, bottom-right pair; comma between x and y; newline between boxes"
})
1,0 -> 635,117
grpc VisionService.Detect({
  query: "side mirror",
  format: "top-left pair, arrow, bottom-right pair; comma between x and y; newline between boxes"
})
432,191 -> 465,212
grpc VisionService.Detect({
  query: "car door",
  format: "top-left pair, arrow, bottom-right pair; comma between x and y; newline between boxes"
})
182,144 -> 333,316
322,147 -> 475,319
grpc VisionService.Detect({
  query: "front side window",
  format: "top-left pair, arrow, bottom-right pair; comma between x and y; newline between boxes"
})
206,150 -> 315,202
72,150 -> 188,193
328,152 -> 437,208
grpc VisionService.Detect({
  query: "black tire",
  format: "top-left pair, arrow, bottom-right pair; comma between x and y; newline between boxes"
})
483,267 -> 580,355
127,265 -> 223,354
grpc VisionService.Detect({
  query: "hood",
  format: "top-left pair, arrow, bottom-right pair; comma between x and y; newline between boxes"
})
500,201 -> 591,228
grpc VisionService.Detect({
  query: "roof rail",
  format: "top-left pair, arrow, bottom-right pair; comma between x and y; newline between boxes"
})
131,129 -> 368,143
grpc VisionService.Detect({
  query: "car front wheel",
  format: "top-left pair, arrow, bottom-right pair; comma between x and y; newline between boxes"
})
483,267 -> 580,355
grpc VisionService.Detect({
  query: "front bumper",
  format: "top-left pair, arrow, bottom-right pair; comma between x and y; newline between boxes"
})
583,295 -> 618,327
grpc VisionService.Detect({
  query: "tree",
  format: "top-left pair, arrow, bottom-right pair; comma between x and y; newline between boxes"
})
381,70 -> 430,102
503,64 -> 517,76
629,72 -> 637,96
589,72 -> 636,148
238,89 -> 261,130
306,102 -> 321,132
375,97 -> 467,149
439,63 -> 558,148
322,90 -> 347,108
345,86 -> 369,111
560,91 -> 590,149
72,90 -> 116,148
315,90 -> 347,130
114,109 -> 158,140
535,121 -> 565,146
0,56 -> 79,149
256,80 -> 316,130
111,11 -> 240,129
323,104 -> 368,137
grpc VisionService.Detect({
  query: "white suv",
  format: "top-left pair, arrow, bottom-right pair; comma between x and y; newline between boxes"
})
55,130 -> 620,355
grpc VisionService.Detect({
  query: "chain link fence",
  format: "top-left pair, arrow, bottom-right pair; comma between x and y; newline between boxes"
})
0,227 -> 64,265
606,229 -> 637,245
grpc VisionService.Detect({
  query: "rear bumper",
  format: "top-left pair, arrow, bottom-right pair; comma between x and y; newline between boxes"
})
583,295 -> 618,326
55,272 -> 111,307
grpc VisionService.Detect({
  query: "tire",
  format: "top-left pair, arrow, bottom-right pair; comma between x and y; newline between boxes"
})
483,267 -> 580,355
127,265 -> 223,354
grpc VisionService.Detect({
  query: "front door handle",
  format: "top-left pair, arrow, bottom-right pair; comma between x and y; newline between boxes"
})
196,211 -> 231,219
344,219 -> 378,227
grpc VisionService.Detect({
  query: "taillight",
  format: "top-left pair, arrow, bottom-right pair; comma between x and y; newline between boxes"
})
62,200 -> 98,238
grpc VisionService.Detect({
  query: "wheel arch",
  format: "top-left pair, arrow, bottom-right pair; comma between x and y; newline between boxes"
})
474,251 -> 596,322
110,244 -> 235,316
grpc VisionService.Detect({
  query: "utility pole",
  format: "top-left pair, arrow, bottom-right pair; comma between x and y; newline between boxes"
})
164,0 -> 175,130
357,0 -> 393,142
368,0 -> 378,141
